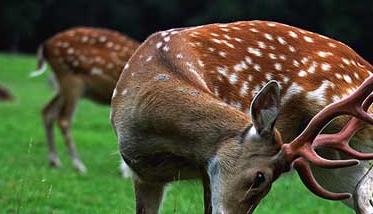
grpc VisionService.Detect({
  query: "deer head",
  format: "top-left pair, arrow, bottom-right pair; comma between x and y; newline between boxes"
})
209,75 -> 372,214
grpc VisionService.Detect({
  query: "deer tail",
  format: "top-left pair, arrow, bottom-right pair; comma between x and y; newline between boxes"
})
30,44 -> 47,77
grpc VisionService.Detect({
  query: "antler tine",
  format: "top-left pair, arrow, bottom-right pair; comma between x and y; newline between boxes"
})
292,158 -> 352,200
296,143 -> 359,168
313,117 -> 373,160
280,75 -> 373,200
282,75 -> 373,162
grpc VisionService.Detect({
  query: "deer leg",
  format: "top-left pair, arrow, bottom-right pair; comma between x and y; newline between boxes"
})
57,89 -> 87,174
202,172 -> 212,214
42,94 -> 63,168
134,178 -> 165,214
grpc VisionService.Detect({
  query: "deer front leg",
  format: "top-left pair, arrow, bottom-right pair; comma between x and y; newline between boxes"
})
133,178 -> 165,214
354,165 -> 373,214
42,94 -> 63,168
202,172 -> 212,214
57,87 -> 86,174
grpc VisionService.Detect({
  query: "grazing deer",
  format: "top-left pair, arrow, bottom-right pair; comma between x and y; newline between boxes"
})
0,84 -> 13,101
111,20 -> 373,214
33,27 -> 140,173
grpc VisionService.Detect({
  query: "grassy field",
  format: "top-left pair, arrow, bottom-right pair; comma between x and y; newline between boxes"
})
0,53 -> 352,213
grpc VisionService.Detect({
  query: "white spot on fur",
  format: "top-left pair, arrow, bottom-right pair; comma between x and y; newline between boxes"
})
264,33 -> 274,41
234,37 -> 243,43
99,36 -> 107,42
321,63 -> 331,71
277,37 -> 287,45
304,36 -> 314,43
289,31 -> 298,38
342,58 -> 351,65
219,51 -> 227,57
274,63 -> 282,71
281,82 -> 304,105
81,36 -> 89,43
307,62 -> 318,73
335,73 -> 343,79
146,56 -> 153,62
318,51 -> 333,58
233,61 -> 248,72
279,55 -> 287,61
211,38 -> 222,44
106,42 -> 114,48
301,57 -> 309,64
156,42 -> 163,49
328,43 -> 337,48
247,47 -> 262,57
257,41 -> 266,49
67,48 -> 74,55
229,73 -> 238,84
268,53 -> 277,60
217,66 -> 228,77
198,59 -> 205,67
208,47 -> 215,52
253,64 -> 261,71
121,89 -> 128,96
298,70 -> 307,77
265,73 -> 273,80
306,80 -> 330,105
245,56 -> 253,65
162,45 -> 170,52
240,81 -> 249,96
343,74 -> 353,83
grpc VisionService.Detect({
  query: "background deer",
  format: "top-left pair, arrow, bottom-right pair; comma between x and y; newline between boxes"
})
0,84 -> 13,101
111,20 -> 373,213
32,27 -> 140,174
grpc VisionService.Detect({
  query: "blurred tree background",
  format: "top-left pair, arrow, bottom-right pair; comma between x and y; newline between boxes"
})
0,0 -> 373,62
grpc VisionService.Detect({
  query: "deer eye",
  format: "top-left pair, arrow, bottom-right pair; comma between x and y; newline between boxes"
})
253,172 -> 266,188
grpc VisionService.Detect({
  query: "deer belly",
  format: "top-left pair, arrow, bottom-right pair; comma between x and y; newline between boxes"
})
84,77 -> 115,104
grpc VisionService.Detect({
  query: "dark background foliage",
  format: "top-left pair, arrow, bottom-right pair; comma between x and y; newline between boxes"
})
1,0 -> 373,62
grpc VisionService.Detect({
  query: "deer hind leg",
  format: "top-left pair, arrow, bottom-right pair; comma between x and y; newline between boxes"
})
134,178 -> 165,214
42,94 -> 64,168
57,84 -> 87,174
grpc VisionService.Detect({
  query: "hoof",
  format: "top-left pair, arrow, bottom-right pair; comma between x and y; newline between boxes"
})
49,156 -> 62,168
73,159 -> 87,174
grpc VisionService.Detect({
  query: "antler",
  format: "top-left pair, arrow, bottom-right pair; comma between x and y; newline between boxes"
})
281,75 -> 373,200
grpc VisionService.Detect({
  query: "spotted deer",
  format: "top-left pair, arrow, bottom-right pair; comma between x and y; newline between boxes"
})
32,27 -> 140,174
110,20 -> 373,213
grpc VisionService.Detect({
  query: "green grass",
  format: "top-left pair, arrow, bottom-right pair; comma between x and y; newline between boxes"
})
0,53 -> 351,213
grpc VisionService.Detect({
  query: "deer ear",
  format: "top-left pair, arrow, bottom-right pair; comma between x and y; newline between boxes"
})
249,81 -> 281,138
